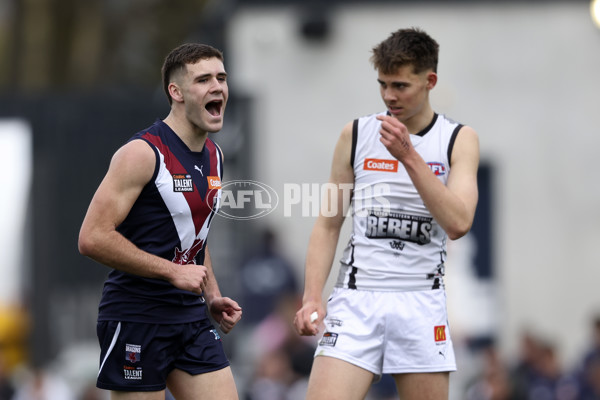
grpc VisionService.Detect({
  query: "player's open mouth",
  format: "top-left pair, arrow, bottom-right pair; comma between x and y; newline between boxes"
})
205,100 -> 223,117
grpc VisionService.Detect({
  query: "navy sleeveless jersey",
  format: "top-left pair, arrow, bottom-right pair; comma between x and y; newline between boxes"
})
98,120 -> 223,324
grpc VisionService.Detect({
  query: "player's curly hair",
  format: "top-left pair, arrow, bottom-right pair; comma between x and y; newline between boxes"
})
370,28 -> 439,75
161,43 -> 224,105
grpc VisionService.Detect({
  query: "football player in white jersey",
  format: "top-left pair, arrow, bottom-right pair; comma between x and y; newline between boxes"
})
294,28 -> 480,400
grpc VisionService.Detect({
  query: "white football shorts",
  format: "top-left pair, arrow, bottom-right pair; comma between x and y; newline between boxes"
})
314,287 -> 456,377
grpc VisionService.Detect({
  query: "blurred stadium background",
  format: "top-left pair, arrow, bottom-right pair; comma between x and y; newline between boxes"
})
1,0 -> 599,399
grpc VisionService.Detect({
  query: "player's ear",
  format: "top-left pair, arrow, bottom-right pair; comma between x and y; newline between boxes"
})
169,82 -> 184,103
426,72 -> 438,90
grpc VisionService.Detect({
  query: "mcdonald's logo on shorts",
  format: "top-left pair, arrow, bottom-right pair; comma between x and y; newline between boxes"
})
434,325 -> 446,342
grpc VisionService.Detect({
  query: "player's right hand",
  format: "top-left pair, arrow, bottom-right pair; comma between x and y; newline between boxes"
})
293,302 -> 324,336
169,263 -> 208,295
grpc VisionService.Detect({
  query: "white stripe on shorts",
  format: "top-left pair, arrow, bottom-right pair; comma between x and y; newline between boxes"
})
98,322 -> 121,377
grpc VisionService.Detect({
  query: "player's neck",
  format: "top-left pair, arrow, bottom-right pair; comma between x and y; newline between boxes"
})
403,106 -> 435,135
163,113 -> 208,152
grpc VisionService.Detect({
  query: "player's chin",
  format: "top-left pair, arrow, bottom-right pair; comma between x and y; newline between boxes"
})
201,111 -> 224,131
205,121 -> 224,133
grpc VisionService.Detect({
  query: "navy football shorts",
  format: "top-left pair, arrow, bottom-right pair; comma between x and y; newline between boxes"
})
96,319 -> 230,391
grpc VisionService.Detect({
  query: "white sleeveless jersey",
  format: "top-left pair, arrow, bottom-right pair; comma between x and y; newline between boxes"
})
336,112 -> 463,291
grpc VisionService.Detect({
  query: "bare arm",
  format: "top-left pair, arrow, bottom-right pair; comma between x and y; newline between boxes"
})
294,121 -> 355,336
377,115 -> 479,240
78,139 -> 209,294
203,246 -> 242,334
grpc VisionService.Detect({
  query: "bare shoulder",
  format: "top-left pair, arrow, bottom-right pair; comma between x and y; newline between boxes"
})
79,139 -> 157,246
452,125 -> 480,165
456,125 -> 479,148
112,139 -> 155,167
457,125 -> 479,140
340,120 -> 354,141
335,120 -> 354,155
108,139 -> 156,185
330,121 -> 355,184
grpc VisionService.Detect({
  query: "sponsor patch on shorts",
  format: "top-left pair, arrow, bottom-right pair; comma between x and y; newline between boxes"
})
125,343 -> 141,363
210,329 -> 221,340
123,365 -> 143,380
319,332 -> 338,347
326,318 -> 343,329
434,325 -> 446,342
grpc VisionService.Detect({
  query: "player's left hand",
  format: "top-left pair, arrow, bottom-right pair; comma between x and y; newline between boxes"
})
209,297 -> 242,334
376,114 -> 414,162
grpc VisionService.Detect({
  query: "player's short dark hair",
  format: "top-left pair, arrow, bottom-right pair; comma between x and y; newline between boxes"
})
161,43 -> 224,105
370,28 -> 439,75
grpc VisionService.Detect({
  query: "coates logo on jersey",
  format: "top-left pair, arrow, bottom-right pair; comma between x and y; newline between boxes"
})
427,162 -> 446,176
207,176 -> 222,189
364,158 -> 398,172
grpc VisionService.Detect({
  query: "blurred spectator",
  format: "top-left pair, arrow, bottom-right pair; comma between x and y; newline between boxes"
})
509,331 -> 542,399
0,305 -> 28,373
11,367 -> 75,400
575,316 -> 600,399
465,346 -> 512,400
578,352 -> 600,399
582,316 -> 600,363
245,348 -> 295,400
245,293 -> 315,400
526,340 -> 563,400
368,374 -> 399,400
509,331 -> 579,400
239,228 -> 299,325
0,304 -> 27,400
0,354 -> 14,400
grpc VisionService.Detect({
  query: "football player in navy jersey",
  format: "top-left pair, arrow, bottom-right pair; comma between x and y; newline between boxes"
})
79,43 -> 242,400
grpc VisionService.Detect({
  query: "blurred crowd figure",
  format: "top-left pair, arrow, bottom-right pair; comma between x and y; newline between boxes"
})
0,362 -> 107,400
244,293 -> 316,400
0,356 -> 14,400
238,228 -> 299,325
237,227 -> 315,400
465,317 -> 600,400
10,367 -> 75,400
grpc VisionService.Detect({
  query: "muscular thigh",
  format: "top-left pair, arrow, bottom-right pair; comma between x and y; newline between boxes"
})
393,372 -> 449,400
305,356 -> 374,400
166,367 -> 238,400
110,390 -> 165,400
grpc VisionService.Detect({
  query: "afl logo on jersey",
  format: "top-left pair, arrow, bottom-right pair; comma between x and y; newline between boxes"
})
427,162 -> 446,176
364,158 -> 398,172
172,174 -> 194,192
